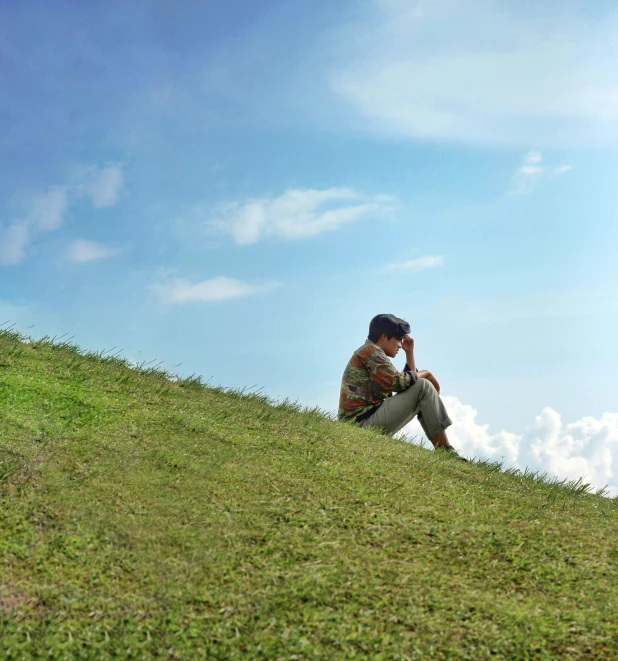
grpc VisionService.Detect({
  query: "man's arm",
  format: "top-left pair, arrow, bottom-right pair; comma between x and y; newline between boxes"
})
402,335 -> 441,393
364,346 -> 417,393
401,335 -> 416,372
417,369 -> 440,394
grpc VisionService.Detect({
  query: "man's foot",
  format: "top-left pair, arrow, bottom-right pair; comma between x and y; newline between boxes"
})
436,445 -> 468,461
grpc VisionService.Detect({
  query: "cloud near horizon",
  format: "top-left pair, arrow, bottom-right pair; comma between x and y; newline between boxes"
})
403,396 -> 618,496
331,0 -> 618,146
153,276 -> 280,304
211,187 -> 396,244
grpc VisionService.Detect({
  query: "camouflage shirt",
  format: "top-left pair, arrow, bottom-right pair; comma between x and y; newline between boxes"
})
338,339 -> 418,422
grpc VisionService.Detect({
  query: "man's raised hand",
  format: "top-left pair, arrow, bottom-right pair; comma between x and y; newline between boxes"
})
401,334 -> 414,352
401,334 -> 417,372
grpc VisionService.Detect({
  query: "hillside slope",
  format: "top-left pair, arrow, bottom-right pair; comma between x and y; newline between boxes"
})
1,328 -> 617,660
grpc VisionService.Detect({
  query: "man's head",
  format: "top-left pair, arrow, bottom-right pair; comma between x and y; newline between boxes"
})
368,314 -> 411,358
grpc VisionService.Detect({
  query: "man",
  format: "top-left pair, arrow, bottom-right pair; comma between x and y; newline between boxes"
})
338,313 -> 465,459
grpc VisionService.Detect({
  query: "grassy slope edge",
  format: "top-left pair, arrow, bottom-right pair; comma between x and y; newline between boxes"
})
1,328 -> 617,660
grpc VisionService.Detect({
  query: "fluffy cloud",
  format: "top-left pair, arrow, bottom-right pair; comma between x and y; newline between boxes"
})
212,187 -> 395,244
82,164 -> 124,208
1,163 -> 126,267
386,255 -> 444,271
0,223 -> 30,266
67,239 -> 119,263
331,0 -> 618,146
1,224 -> 35,267
403,396 -> 618,496
154,276 -> 280,304
0,187 -> 69,266
508,152 -> 571,195
31,187 -> 68,231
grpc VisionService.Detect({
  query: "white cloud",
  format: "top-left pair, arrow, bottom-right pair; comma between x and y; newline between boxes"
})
403,396 -> 618,496
154,276 -> 280,304
83,164 -> 124,208
386,255 -> 444,271
67,239 -> 119,264
508,151 -> 571,195
0,223 -> 30,266
212,187 -> 396,244
1,186 -> 70,266
31,187 -> 68,231
1,162 -> 127,268
509,151 -> 547,195
526,151 -> 543,165
518,165 -> 544,176
331,0 -> 618,146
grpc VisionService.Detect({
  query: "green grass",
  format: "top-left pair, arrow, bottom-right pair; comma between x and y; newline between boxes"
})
1,326 -> 617,660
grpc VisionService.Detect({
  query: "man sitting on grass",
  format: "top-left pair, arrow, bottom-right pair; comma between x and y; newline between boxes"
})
338,314 -> 466,459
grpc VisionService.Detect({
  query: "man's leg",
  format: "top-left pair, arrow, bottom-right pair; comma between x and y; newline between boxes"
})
359,378 -> 453,446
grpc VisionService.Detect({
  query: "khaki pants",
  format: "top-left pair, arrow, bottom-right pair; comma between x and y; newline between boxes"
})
359,378 -> 453,439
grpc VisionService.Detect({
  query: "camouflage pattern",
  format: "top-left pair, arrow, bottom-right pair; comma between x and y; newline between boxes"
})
338,339 -> 417,422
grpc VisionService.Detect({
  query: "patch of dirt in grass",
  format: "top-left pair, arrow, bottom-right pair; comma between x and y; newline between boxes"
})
0,586 -> 42,615
0,445 -> 51,495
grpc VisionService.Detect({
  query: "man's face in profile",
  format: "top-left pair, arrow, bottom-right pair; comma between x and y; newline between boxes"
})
381,334 -> 403,358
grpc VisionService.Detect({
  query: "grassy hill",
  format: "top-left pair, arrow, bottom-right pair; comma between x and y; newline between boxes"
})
1,326 -> 617,660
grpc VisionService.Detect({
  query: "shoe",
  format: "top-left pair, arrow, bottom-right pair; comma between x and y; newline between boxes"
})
436,445 -> 468,461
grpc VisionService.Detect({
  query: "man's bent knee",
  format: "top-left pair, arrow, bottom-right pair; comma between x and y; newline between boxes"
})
416,377 -> 436,395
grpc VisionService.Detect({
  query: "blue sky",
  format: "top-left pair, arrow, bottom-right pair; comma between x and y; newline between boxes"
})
2,0 -> 617,488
